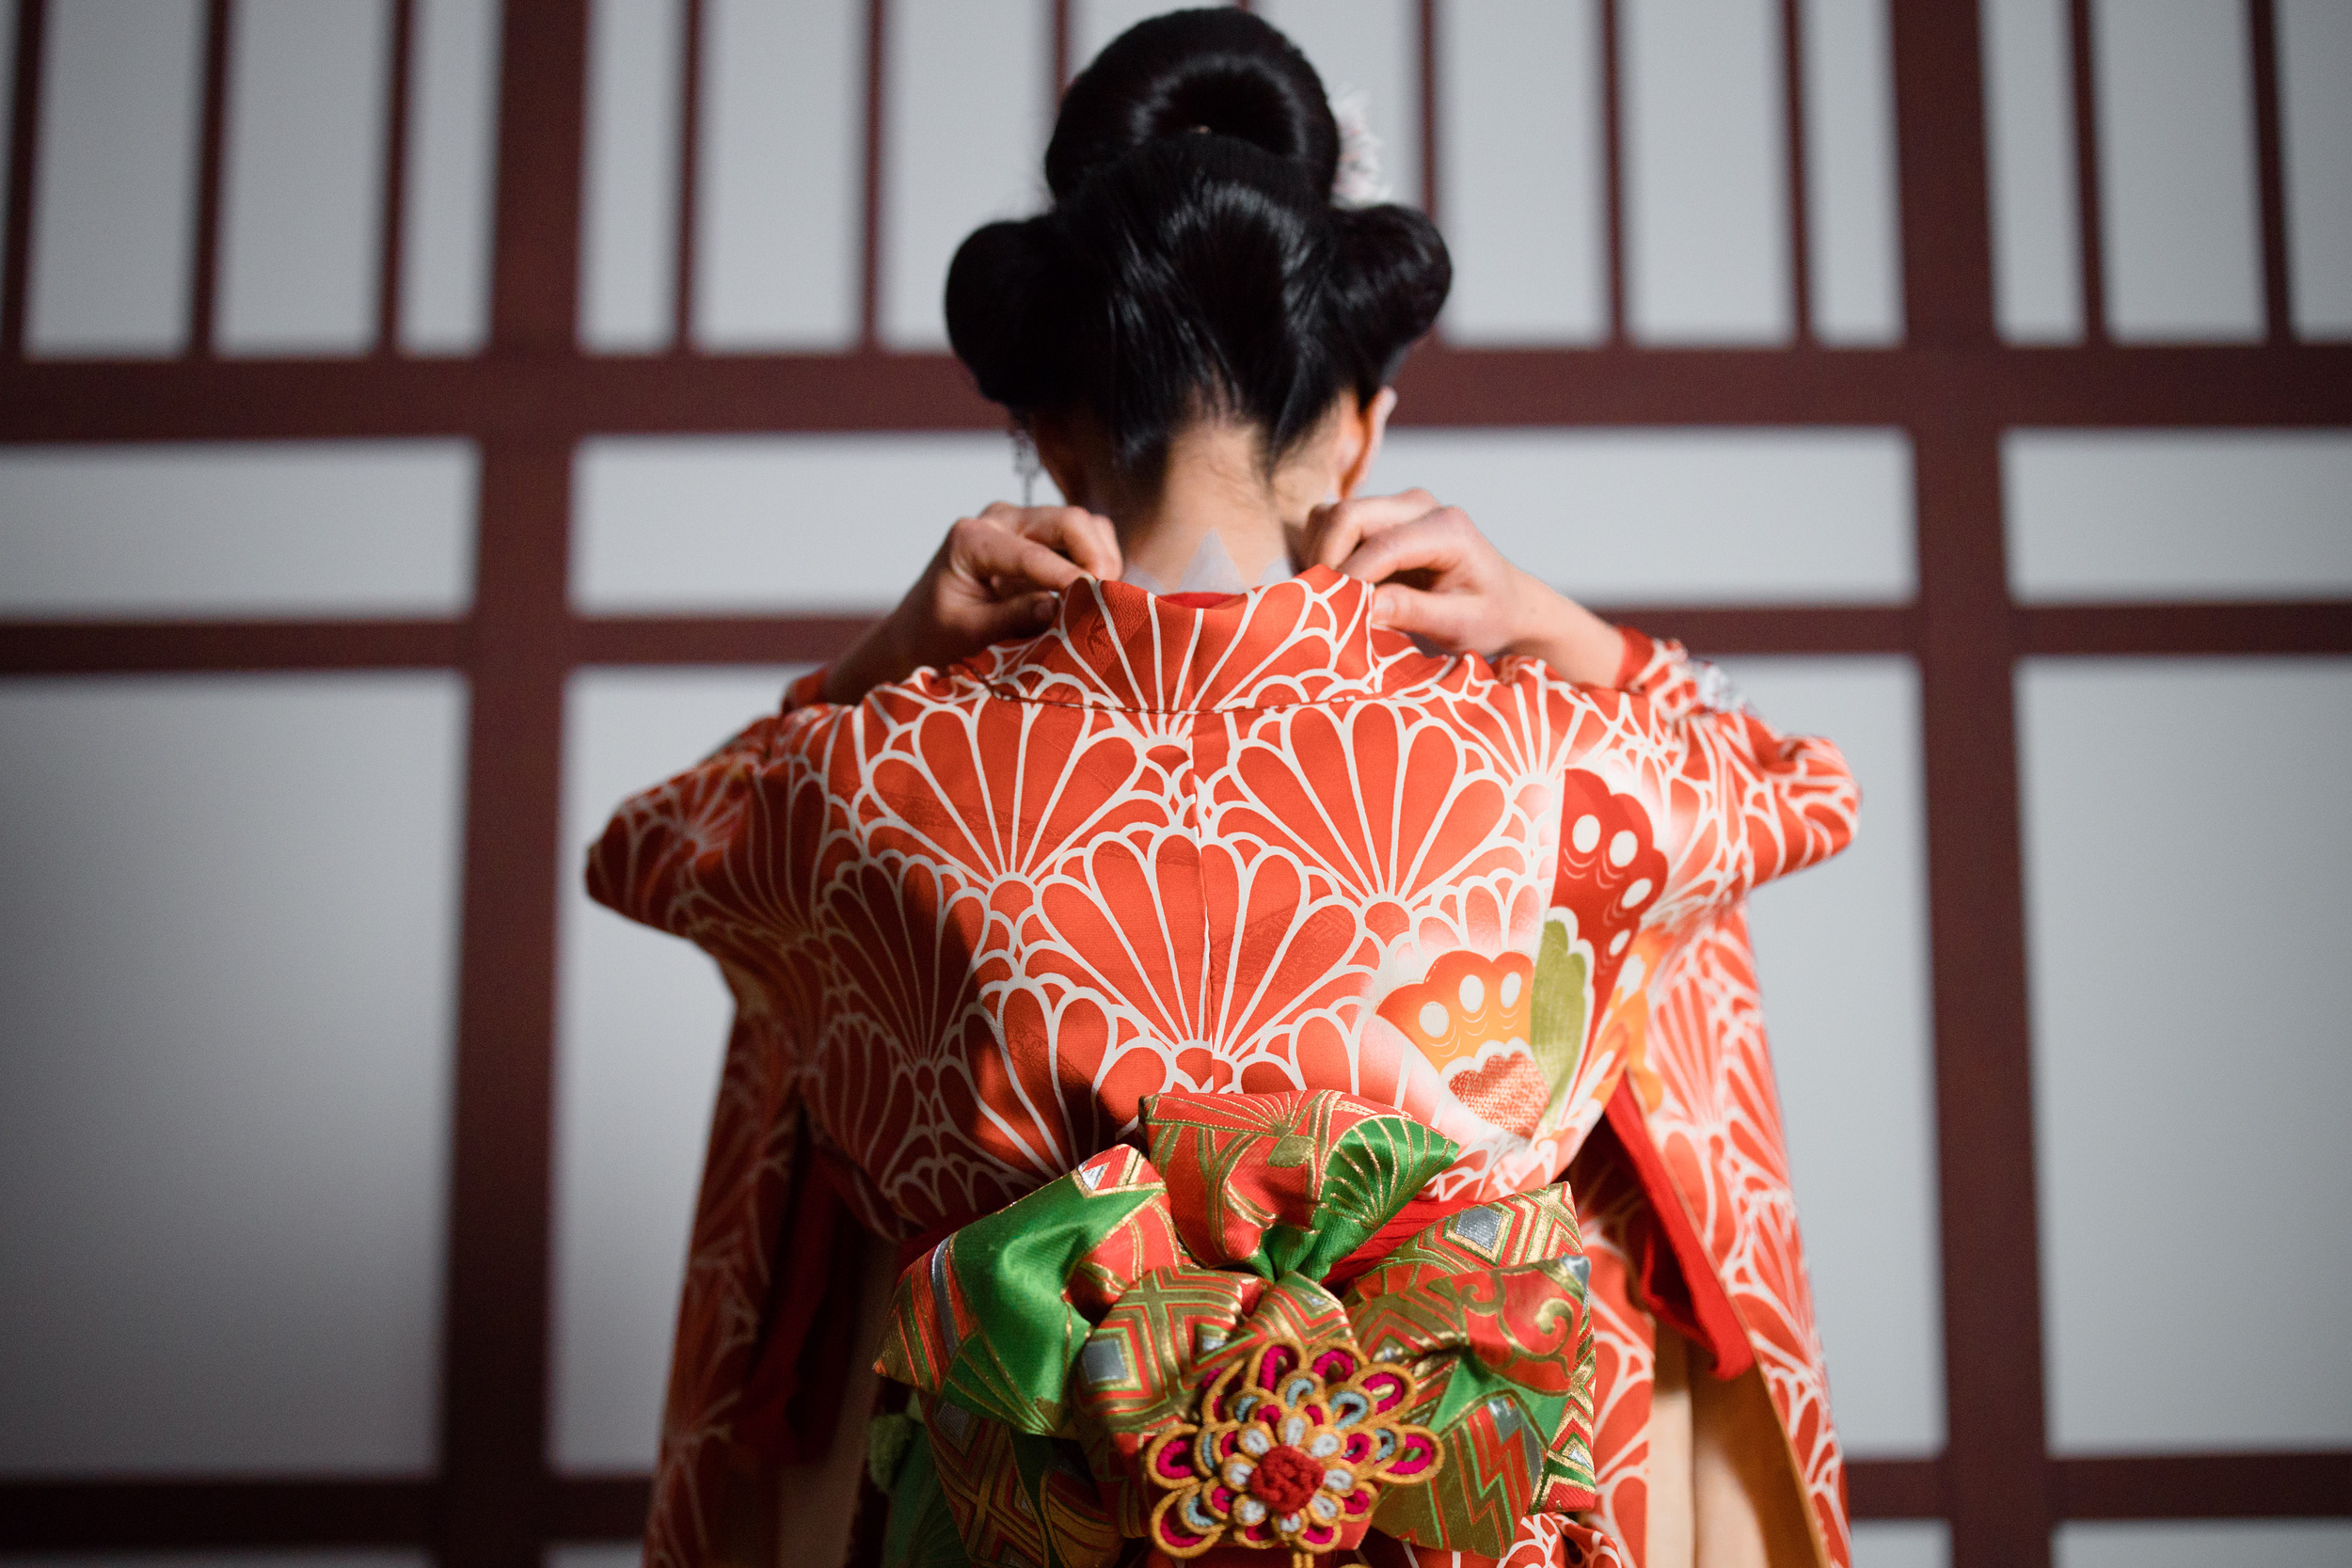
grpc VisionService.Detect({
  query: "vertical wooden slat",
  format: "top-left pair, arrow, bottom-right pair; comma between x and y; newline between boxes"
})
2247,0 -> 2292,343
189,0 -> 233,356
485,0 -> 584,354
1913,426 -> 2056,1568
1890,3 -> 1992,344
1599,0 -> 1627,344
859,0 -> 885,349
1889,4 -> 2054,1567
439,7 -> 587,1568
0,0 -> 47,357
2067,0 -> 2106,341
1416,0 -> 1438,224
1052,0 -> 1070,98
376,0 -> 416,355
1781,0 -> 1811,343
673,0 -> 703,352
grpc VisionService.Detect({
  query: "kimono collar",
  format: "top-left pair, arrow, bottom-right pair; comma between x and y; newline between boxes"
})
980,563 -> 1429,713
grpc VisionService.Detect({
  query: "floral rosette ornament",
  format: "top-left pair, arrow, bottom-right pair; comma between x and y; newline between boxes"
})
1145,1334 -> 1435,1561
871,1090 -> 1604,1568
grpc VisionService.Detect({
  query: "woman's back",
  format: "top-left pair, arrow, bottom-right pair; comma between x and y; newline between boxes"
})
592,568 -> 1853,1227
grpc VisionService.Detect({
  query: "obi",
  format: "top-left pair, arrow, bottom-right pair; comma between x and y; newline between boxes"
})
872,1089 -> 1599,1567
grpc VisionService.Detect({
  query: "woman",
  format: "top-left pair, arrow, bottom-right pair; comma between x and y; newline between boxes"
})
591,12 -> 1857,1567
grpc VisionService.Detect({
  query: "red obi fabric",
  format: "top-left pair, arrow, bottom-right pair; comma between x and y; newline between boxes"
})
875,1090 -> 1599,1566
588,567 -> 1860,1568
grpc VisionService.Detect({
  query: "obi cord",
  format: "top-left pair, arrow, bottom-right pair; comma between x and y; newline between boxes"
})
872,1089 -> 1601,1567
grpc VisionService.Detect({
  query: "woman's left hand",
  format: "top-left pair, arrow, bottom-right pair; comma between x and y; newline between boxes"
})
1303,490 -> 1625,686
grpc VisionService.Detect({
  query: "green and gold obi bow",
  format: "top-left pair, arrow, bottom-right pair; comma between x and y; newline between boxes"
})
874,1090 -> 1598,1567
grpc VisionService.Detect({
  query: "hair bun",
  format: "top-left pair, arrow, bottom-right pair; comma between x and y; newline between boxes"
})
946,8 -> 1450,486
1044,8 -> 1338,199
945,215 -> 1060,409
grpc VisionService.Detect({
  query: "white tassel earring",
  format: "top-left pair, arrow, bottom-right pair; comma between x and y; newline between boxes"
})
1011,424 -> 1041,506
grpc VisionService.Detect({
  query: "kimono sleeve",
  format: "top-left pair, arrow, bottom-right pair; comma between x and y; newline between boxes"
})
582,668 -> 836,943
1610,628 -> 1859,923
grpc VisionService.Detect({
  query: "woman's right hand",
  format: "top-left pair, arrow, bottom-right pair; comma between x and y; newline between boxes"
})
1303,489 -> 1626,687
821,503 -> 1120,703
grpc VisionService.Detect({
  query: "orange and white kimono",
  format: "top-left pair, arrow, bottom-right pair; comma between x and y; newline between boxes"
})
589,566 -> 1859,1568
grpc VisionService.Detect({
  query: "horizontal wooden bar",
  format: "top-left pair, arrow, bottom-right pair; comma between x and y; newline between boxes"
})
1401,343 -> 2352,430
3,1452 -> 2344,1549
1847,1455 -> 1947,1519
0,1478 -> 438,1550
11,601 -> 2351,678
2017,602 -> 2352,657
0,619 -> 468,674
569,613 -> 878,666
2,342 -> 2349,444
2055,1450 -> 2352,1519
1588,605 -> 1916,655
546,1475 -> 654,1540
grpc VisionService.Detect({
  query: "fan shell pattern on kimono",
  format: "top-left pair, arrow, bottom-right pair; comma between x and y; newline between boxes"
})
589,566 -> 1860,1567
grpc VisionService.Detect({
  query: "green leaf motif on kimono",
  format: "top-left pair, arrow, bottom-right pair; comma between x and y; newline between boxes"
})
1530,912 -> 1591,1130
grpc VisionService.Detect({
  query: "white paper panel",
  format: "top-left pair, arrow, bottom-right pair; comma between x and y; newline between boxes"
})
2005,429 -> 2352,602
573,433 -> 1063,612
1620,0 -> 1791,343
1437,0 -> 1608,345
216,0 -> 392,355
0,441 -> 477,618
693,0 -> 860,351
1981,0 -> 2084,342
1801,0 -> 1904,342
0,675 -> 464,1474
1257,0 -> 1420,210
1730,658 -> 1942,1455
881,0 -> 1050,349
1852,1523 -> 1951,1568
580,0 -> 683,351
2279,0 -> 2352,340
2091,0 -> 2264,341
400,0 -> 502,354
1366,428 -> 1915,604
26,0 -> 207,356
552,667 -> 804,1470
2022,659 -> 2352,1451
2058,1521 -> 2352,1568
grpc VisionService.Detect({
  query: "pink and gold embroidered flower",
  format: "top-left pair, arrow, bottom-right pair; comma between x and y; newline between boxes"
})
1140,1332 -> 1439,1563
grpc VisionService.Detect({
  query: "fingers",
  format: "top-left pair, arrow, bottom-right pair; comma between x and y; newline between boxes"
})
977,502 -> 1121,580
1302,489 -> 1440,570
1331,507 -> 1479,587
1367,582 -> 1477,646
949,514 -> 1090,594
968,589 -> 1061,645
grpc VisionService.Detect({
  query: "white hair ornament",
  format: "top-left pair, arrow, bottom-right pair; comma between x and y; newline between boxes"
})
1328,86 -> 1391,207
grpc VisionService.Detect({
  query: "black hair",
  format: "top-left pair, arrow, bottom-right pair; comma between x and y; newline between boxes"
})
944,8 -> 1451,486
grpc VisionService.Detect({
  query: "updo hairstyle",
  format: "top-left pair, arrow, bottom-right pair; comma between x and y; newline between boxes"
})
945,8 -> 1451,487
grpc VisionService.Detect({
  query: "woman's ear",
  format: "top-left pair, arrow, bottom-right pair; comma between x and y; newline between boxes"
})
1335,388 -> 1397,501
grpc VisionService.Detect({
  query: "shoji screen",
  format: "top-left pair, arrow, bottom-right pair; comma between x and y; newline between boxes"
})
2,6 -> 2344,1568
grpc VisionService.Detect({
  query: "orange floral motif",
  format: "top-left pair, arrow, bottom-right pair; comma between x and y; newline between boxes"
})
1376,949 -> 1549,1135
